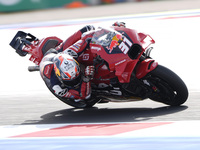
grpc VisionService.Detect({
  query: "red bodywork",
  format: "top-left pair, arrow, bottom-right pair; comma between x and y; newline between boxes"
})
23,37 -> 63,65
22,27 -> 158,84
79,27 -> 158,84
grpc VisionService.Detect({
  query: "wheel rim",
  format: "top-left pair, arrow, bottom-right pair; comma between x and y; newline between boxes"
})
147,76 -> 177,103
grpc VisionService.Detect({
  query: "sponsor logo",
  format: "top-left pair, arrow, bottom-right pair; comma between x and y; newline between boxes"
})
82,54 -> 89,61
44,65 -> 52,78
91,46 -> 101,51
52,85 -> 68,97
115,59 -> 126,66
106,34 -> 123,53
105,34 -> 133,54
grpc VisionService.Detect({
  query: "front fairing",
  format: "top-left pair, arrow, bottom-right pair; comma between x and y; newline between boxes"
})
90,27 -> 138,83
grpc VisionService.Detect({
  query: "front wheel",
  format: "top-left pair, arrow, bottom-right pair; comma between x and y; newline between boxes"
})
145,65 -> 188,106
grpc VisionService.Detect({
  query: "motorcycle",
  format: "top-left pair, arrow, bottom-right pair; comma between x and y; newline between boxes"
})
9,26 -> 188,108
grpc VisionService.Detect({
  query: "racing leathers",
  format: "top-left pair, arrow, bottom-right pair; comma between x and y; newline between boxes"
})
39,25 -> 95,102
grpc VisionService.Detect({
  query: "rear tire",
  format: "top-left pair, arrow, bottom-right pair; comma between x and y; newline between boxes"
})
146,65 -> 188,106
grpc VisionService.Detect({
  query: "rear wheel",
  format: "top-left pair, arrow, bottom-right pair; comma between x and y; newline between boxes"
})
145,65 -> 188,106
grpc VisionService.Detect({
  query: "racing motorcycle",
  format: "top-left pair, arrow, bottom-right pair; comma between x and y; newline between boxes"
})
9,26 -> 188,108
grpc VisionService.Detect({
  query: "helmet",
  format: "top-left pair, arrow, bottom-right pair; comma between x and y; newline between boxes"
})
53,53 -> 81,87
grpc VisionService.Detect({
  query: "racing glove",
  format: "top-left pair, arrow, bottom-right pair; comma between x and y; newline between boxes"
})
113,22 -> 126,27
83,66 -> 95,82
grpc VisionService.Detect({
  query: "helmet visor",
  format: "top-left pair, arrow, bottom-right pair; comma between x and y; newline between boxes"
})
63,74 -> 82,88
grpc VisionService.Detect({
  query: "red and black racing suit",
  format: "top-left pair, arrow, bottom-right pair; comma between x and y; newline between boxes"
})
39,25 -> 95,102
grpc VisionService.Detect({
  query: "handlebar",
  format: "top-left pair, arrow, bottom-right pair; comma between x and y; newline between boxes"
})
28,66 -> 39,72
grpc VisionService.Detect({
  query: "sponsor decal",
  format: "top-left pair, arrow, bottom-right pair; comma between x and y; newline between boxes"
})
104,34 -> 133,54
106,34 -> 123,53
82,54 -> 89,61
44,65 -> 52,79
91,46 -> 101,51
115,59 -> 126,66
52,85 -> 68,97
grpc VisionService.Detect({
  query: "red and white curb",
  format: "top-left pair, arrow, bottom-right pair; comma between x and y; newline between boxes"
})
1,121 -> 200,138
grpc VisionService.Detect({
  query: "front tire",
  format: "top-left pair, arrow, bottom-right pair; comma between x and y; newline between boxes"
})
146,65 -> 188,106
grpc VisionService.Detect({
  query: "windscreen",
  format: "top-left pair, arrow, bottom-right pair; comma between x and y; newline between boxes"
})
91,27 -> 123,47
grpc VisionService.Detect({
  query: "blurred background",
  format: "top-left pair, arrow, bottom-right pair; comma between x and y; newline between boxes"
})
1,0 -> 200,25
1,0 -> 199,12
0,0 -> 159,12
0,0 -> 199,27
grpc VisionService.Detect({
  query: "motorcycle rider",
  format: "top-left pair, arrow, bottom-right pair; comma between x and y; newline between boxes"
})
39,25 -> 96,104
40,22 -> 126,104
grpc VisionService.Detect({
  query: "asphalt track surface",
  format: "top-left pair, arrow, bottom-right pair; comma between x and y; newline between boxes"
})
0,92 -> 197,125
0,0 -> 200,126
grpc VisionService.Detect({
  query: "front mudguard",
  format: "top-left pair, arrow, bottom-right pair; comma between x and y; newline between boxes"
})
135,59 -> 158,79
